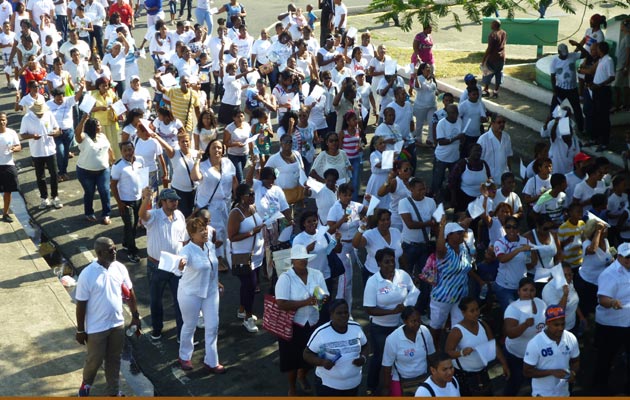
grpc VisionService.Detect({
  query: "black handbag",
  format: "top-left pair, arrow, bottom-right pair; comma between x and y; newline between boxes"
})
231,214 -> 258,276
325,234 -> 345,278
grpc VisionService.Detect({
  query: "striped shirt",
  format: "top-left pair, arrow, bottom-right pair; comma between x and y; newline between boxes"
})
342,129 -> 362,159
431,243 -> 473,304
166,87 -> 200,133
557,220 -> 585,268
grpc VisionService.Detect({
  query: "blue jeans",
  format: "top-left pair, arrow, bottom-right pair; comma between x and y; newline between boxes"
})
55,15 -> 68,44
493,282 -> 517,315
430,158 -> 455,201
349,154 -> 362,201
194,7 -> 213,30
147,258 -> 183,337
367,323 -> 397,391
90,25 -> 104,58
503,346 -> 527,396
76,166 -> 111,217
54,128 -> 74,175
227,153 -> 247,183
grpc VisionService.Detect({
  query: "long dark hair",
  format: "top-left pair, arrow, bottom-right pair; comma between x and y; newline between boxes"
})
231,183 -> 251,209
122,108 -> 144,128
201,138 -> 224,162
279,110 -> 298,134
197,108 -> 217,130
84,118 -> 99,141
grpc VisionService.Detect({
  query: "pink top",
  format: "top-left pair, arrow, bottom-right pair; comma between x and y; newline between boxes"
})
412,32 -> 434,65
342,129 -> 361,159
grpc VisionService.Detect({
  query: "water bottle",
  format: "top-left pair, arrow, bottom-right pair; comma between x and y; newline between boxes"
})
126,325 -> 138,337
479,284 -> 489,301
524,250 -> 532,264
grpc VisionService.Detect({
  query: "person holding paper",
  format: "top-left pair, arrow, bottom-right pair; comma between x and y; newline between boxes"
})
275,244 -> 329,396
74,113 -> 115,224
502,277 -> 547,396
310,131 -> 351,185
111,140 -> 144,263
364,136 -> 391,209
547,114 -> 580,175
445,297 -> 509,396
377,159 -> 413,232
102,36 -> 129,99
362,248 -> 418,395
353,208 -> 403,285
523,305 -> 580,397
374,106 -> 402,152
381,307 -> 435,396
542,264 -> 585,334
431,104 -> 464,203
90,76 -> 120,158
523,213 -> 563,294
592,242 -> 630,394
575,218 -> 612,316
227,183 -> 265,333
457,86 -> 488,157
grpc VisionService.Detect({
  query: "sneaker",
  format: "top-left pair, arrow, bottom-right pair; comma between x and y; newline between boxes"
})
2,214 -> 13,223
243,317 -> 258,333
179,358 -> 193,371
150,331 -> 162,340
52,197 -> 63,209
127,253 -> 140,264
197,315 -> 205,329
237,310 -> 257,320
39,198 -> 50,209
78,382 -> 91,397
204,363 -> 226,374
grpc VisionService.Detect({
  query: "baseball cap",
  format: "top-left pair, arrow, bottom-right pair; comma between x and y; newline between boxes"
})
558,43 -> 569,56
444,222 -> 464,236
573,152 -> 591,165
545,305 -> 566,322
158,188 -> 181,201
617,242 -> 630,257
355,70 -> 365,76
464,73 -> 476,83
130,75 -> 140,82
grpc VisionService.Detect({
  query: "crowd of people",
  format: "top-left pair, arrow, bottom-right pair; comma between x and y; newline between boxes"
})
0,0 -> 629,396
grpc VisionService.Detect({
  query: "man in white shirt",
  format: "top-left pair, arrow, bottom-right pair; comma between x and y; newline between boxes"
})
590,41 -> 615,152
139,187 -> 186,341
75,237 -> 141,397
26,0 -> 55,29
0,0 -> 13,26
111,141 -> 144,263
523,305 -> 580,397
331,0 -> 347,34
19,98 -> 64,209
0,112 -> 21,222
415,352 -> 460,397
550,43 -> 583,132
593,242 -> 630,395
58,28 -> 91,61
431,104 -> 464,201
86,0 -> 106,57
47,85 -> 84,179
458,86 -> 488,157
476,114 -> 512,180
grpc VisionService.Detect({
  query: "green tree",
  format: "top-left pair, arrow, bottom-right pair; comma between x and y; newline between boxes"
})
367,0 -> 626,31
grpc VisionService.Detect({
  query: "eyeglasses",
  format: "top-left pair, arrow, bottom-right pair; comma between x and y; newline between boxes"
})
505,225 -> 518,230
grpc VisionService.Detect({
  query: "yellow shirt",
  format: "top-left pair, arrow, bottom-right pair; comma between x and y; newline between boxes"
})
91,89 -> 119,127
558,219 -> 585,268
166,87 -> 199,132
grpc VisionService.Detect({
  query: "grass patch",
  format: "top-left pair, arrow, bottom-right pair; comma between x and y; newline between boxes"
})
504,64 -> 536,83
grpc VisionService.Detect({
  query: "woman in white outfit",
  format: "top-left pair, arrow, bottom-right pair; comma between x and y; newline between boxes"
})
228,183 -> 265,333
377,160 -> 413,232
412,62 -> 437,146
190,139 -> 238,262
177,217 -> 226,374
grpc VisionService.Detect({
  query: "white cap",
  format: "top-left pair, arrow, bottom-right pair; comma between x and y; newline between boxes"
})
618,242 -> 630,257
444,222 -> 464,236
290,244 -> 317,261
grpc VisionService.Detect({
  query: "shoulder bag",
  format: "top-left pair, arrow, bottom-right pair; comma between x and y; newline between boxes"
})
262,293 -> 295,341
231,213 -> 258,276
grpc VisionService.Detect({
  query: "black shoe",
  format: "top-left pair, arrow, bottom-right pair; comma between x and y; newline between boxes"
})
150,331 -> 162,340
2,214 -> 13,223
128,253 -> 140,264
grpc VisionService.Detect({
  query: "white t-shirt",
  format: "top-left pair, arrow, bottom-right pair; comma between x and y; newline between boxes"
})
523,330 -> 580,397
312,186 -> 336,226
46,96 -> 76,130
493,190 -> 522,213
0,129 -> 20,166
593,54 -> 615,85
110,155 -> 145,201
607,192 -> 629,227
225,121 -> 250,156
542,281 -> 579,330
326,200 -> 364,241
275,267 -> 328,326
170,150 -> 197,192
504,298 -> 547,358
414,376 -> 460,397
550,52 -> 580,89
122,87 -> 151,115
382,324 -> 435,379
251,38 -> 271,64
75,260 -> 132,334
361,227 -> 403,274
307,320 -> 368,390
578,239 -> 612,285
252,179 -> 289,218
458,99 -> 486,137
522,175 -> 552,198
20,112 -> 58,158
265,151 -> 305,189
434,118 -> 462,163
399,196 -> 436,244
564,172 -> 585,205
572,180 -> 606,209
477,130 -> 512,180
102,49 -> 127,81
595,260 -> 630,327
134,137 -> 162,172
154,118 -> 182,149
363,269 -> 418,326
293,229 -> 334,278
494,235 -> 531,290
332,3 -> 348,30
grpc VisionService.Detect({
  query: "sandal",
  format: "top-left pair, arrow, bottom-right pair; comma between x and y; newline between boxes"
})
492,92 -> 499,99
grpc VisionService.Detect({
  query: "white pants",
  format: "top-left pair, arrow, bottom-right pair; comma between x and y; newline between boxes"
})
336,242 -> 356,311
177,288 -> 220,367
429,298 -> 463,330
413,104 -> 437,143
147,11 -> 165,29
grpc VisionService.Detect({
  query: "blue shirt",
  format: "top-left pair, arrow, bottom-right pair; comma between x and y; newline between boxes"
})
431,243 -> 473,304
144,0 -> 162,15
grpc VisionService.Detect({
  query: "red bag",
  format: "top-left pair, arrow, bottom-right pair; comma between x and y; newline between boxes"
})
418,253 -> 438,287
262,294 -> 296,341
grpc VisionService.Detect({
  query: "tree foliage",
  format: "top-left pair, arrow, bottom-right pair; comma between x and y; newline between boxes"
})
368,0 -> 629,32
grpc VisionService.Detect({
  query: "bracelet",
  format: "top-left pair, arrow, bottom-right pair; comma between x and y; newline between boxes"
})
77,330 -> 85,334
360,355 -> 367,362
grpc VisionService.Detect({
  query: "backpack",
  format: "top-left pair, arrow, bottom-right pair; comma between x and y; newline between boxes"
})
417,377 -> 459,397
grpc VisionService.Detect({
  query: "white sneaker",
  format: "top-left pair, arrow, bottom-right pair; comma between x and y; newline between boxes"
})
52,197 -> 63,209
39,198 -> 50,209
243,317 -> 258,333
237,311 -> 257,320
197,315 -> 205,329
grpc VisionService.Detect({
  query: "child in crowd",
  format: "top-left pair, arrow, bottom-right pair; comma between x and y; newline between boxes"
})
460,73 -> 483,103
42,35 -> 57,72
430,92 -> 454,148
458,86 -> 488,156
607,175 -> 630,245
306,4 -> 318,31
558,203 -> 585,271
524,141 -> 550,180
493,171 -> 523,220
250,107 -> 273,167
533,173 -> 567,228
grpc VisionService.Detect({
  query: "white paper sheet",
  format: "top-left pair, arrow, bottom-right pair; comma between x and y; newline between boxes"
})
462,118 -> 471,133
393,140 -> 404,153
403,289 -> 420,307
337,177 -> 347,185
549,263 -> 568,289
306,177 -> 324,194
384,59 -> 397,75
3,65 -> 11,75
519,159 -> 527,179
264,211 -> 285,226
148,78 -> 157,89
558,117 -> 571,136
475,339 -> 496,366
622,303 -> 630,309
34,53 -> 45,63
111,99 -> 126,117
366,196 -> 380,216
346,27 -> 358,38
79,94 -> 97,113
381,150 -> 395,170
244,134 -> 259,146
432,203 -> 445,222
160,73 -> 178,88
209,7 -> 218,14
158,251 -> 182,276
277,226 -> 293,242
290,93 -> 301,110
361,105 -> 368,120
136,47 -> 146,59
137,166 -> 150,189
309,84 -> 325,99
467,197 -> 485,219
552,105 -> 567,119
587,211 -> 610,228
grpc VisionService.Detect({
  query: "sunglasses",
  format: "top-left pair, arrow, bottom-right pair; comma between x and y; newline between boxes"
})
505,225 -> 518,230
